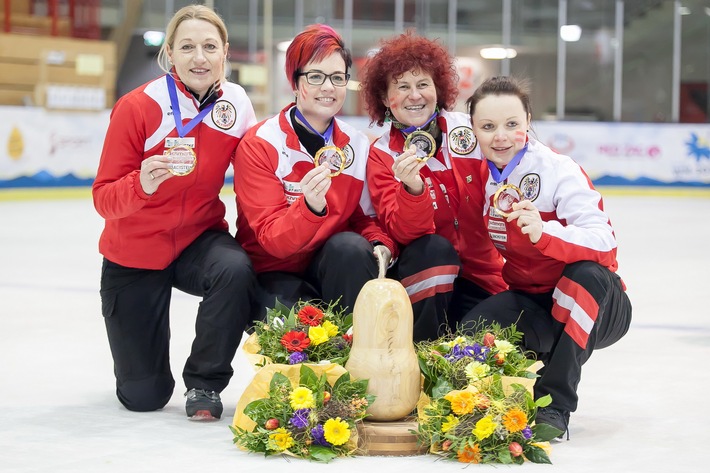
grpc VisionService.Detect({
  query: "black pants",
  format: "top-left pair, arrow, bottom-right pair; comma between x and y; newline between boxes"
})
460,261 -> 632,413
390,234 -> 461,341
254,232 -> 377,318
254,233 -> 460,342
100,230 -> 257,412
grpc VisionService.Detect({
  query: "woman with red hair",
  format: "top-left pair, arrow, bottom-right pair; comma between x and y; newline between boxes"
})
360,32 -> 506,340
234,25 -> 396,318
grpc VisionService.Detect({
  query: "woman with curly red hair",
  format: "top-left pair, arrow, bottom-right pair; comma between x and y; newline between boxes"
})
360,32 -> 506,340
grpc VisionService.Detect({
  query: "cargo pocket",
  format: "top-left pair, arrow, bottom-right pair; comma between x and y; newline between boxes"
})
100,289 -> 117,318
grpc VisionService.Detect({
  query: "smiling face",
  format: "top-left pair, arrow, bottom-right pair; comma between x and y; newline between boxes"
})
471,94 -> 531,168
167,18 -> 227,99
383,69 -> 438,128
294,52 -> 347,133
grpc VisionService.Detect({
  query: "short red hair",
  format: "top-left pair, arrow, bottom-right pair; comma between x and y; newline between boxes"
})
285,24 -> 352,90
359,31 -> 459,126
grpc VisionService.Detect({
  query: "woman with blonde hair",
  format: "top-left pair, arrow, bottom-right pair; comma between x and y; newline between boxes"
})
93,4 -> 257,421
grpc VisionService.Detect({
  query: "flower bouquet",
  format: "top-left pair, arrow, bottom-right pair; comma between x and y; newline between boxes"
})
416,322 -> 541,399
414,323 -> 562,464
243,300 -> 353,368
417,382 -> 563,464
231,364 -> 375,463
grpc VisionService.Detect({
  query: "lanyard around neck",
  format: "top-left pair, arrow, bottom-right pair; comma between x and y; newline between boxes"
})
294,108 -> 335,144
167,74 -> 216,138
400,111 -> 438,134
487,143 -> 528,184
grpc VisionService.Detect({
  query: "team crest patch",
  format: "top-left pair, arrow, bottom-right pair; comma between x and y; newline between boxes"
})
342,144 -> 355,170
520,173 -> 540,201
448,126 -> 477,154
211,100 -> 236,130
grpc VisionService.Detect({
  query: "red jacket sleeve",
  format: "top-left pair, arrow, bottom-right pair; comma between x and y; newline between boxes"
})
366,145 -> 435,245
92,94 -> 154,219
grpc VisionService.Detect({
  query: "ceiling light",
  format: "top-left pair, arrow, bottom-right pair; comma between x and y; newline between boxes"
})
143,31 -> 165,47
480,47 -> 517,60
560,24 -> 582,42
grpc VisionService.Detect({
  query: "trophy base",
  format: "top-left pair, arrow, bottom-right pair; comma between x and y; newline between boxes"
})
355,417 -> 428,456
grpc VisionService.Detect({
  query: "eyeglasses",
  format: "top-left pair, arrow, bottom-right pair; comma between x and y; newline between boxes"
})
297,71 -> 350,87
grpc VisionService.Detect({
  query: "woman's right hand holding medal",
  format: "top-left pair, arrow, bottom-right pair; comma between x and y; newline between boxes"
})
302,163 -> 332,215
393,144 -> 426,196
140,155 -> 172,195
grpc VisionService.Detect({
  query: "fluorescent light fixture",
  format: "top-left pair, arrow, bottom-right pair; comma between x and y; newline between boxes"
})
705,7 -> 710,16
560,24 -> 582,42
679,6 -> 691,15
143,31 -> 165,47
277,40 -> 292,52
480,47 -> 517,60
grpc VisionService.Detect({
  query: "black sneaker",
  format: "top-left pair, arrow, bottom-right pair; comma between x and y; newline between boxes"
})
185,388 -> 223,421
535,407 -> 570,440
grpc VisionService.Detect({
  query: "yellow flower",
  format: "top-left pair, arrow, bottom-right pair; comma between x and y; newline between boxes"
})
441,414 -> 459,433
268,428 -> 294,451
289,386 -> 315,409
321,320 -> 339,337
452,336 -> 466,346
494,339 -> 515,354
308,325 -> 330,345
323,417 -> 351,446
464,361 -> 491,381
473,416 -> 497,440
502,408 -> 528,433
444,390 -> 476,416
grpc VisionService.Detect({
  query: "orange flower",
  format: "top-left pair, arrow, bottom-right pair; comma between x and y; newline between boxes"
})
502,407 -> 528,433
444,390 -> 476,416
297,305 -> 324,326
457,444 -> 481,463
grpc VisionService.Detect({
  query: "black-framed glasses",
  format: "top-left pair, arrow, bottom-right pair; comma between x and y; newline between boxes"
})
297,71 -> 350,87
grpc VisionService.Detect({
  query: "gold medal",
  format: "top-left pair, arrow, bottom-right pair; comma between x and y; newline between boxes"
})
493,183 -> 523,218
404,130 -> 436,162
313,145 -> 346,177
164,145 -> 197,176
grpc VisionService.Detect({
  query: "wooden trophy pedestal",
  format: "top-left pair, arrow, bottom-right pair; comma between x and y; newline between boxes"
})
355,416 -> 428,456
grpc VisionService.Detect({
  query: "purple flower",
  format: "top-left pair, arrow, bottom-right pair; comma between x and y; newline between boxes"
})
311,424 -> 331,446
522,426 -> 533,439
472,343 -> 489,362
289,351 -> 308,364
289,408 -> 311,429
446,345 -> 465,362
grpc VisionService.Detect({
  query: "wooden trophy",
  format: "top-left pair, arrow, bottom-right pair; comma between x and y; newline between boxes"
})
344,254 -> 426,456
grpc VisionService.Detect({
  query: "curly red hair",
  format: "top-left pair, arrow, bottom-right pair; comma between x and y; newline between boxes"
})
359,31 -> 459,126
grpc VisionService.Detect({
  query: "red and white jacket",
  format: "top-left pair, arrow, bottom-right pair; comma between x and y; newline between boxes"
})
476,137 -> 620,293
367,110 -> 506,296
93,74 -> 256,269
234,103 -> 396,274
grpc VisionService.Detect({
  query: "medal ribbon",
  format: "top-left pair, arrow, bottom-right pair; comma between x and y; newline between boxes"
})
294,108 -> 335,145
400,111 -> 438,134
487,143 -> 528,184
167,74 -> 216,138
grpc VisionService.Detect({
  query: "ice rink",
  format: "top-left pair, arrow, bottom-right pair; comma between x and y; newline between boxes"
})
1,188 -> 708,472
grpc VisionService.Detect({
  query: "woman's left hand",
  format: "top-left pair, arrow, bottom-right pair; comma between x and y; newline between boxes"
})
507,200 -> 543,244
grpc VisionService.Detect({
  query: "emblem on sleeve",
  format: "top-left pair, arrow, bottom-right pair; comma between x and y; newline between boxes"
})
342,144 -> 355,170
520,173 -> 541,201
211,100 -> 237,130
448,126 -> 477,154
